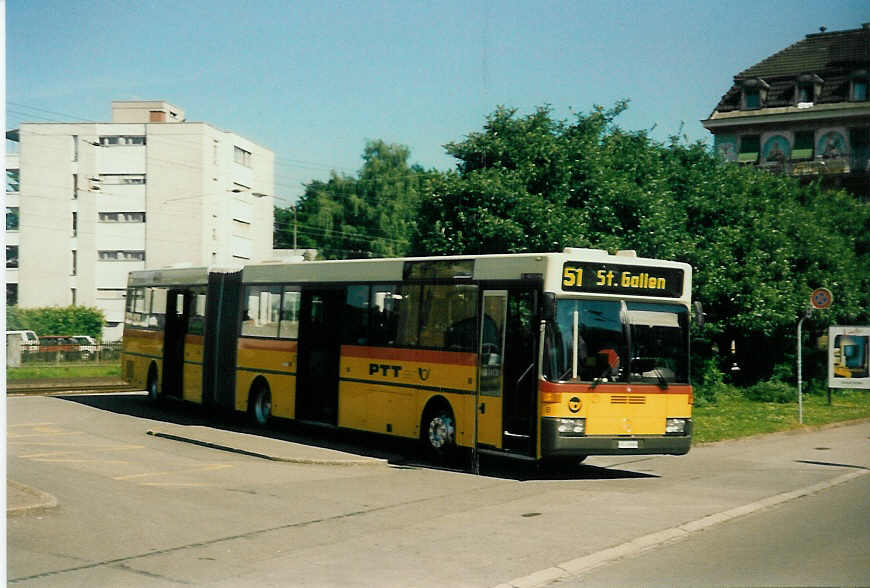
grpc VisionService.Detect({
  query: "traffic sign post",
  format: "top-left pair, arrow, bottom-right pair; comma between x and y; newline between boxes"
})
798,288 -> 833,424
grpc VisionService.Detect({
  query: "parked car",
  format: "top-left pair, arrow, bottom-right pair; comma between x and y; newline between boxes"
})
71,335 -> 99,358
38,335 -> 87,360
6,330 -> 38,348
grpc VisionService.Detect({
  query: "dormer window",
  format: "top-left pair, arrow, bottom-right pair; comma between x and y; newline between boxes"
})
740,78 -> 769,110
795,73 -> 823,105
745,89 -> 760,109
851,70 -> 868,101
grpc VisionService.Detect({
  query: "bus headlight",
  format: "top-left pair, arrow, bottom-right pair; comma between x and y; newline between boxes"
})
665,418 -> 687,435
557,418 -> 586,436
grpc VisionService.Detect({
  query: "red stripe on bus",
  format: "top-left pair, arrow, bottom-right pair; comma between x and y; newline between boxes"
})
341,345 -> 478,366
238,338 -> 298,352
539,380 -> 693,395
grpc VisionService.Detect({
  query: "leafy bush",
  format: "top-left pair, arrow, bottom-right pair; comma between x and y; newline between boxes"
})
744,379 -> 795,403
693,357 -> 727,405
6,306 -> 104,340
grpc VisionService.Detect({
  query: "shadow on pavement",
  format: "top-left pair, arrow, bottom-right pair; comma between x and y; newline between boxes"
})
58,393 -> 658,482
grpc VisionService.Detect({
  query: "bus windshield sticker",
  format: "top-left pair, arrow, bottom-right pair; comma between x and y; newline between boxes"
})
561,262 -> 684,297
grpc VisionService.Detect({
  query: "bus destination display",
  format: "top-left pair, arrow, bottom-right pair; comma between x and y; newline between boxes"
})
562,262 -> 684,297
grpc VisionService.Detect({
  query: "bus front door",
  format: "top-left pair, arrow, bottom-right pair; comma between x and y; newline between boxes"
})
477,290 -> 507,449
296,289 -> 344,424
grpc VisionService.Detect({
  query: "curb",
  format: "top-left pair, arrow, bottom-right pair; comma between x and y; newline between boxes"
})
495,468 -> 870,588
146,430 -> 388,466
7,480 -> 59,516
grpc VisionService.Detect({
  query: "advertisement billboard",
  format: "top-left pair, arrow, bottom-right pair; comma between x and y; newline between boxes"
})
828,326 -> 870,389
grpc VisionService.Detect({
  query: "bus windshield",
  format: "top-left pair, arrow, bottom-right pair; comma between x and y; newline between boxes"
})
544,299 -> 689,385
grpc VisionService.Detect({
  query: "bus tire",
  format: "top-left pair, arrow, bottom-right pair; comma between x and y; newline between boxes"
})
420,402 -> 456,462
147,365 -> 159,403
249,381 -> 271,427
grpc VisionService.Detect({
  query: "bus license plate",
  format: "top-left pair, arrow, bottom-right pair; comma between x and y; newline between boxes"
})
618,440 -> 639,449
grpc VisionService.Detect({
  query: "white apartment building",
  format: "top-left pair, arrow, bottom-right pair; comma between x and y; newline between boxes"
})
6,100 -> 275,341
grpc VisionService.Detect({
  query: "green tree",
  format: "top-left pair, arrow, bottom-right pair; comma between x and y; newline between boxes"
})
276,140 -> 429,259
414,104 -> 870,382
7,306 -> 105,340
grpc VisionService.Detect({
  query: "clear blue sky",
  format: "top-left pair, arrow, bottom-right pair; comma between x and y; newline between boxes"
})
7,1 -> 869,206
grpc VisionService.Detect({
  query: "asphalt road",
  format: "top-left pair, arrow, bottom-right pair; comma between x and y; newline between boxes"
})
552,473 -> 870,587
7,392 -> 870,587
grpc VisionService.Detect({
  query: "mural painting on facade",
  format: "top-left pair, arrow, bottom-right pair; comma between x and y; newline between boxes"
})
762,135 -> 790,164
714,135 -> 737,162
817,131 -> 846,159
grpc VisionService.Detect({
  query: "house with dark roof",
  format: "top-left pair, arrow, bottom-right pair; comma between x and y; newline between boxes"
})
702,23 -> 870,197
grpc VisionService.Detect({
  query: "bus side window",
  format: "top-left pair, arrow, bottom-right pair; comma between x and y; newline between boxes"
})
370,285 -> 400,346
279,289 -> 300,339
420,284 -> 478,351
187,290 -> 207,335
241,285 -> 280,338
395,285 -> 421,347
343,286 -> 370,345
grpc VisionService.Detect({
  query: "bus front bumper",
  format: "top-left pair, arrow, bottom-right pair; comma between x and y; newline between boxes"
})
541,417 -> 692,457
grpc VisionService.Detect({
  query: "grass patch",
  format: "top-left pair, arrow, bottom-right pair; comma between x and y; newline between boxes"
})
693,388 -> 870,444
7,363 -> 121,381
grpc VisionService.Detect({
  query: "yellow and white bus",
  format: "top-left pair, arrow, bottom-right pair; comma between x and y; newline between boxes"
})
121,248 -> 695,463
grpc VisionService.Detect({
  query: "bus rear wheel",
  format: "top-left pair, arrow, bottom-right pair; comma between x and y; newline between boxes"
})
421,405 -> 456,462
249,383 -> 271,427
147,368 -> 159,402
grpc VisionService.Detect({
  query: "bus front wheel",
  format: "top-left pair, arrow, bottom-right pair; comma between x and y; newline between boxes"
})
421,404 -> 456,461
249,383 -> 271,427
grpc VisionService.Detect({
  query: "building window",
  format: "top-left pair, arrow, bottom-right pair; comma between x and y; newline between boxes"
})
7,283 -> 18,306
234,146 -> 252,167
73,135 -> 79,162
7,245 -> 19,268
99,212 -> 146,223
73,174 -> 78,199
853,79 -> 868,102
72,212 -> 77,236
795,73 -> 823,105
99,135 -> 146,146
98,174 -> 146,185
6,169 -> 20,192
72,250 -> 77,275
71,288 -> 76,306
744,89 -> 760,109
6,207 -> 19,231
792,131 -> 815,161
797,84 -> 814,103
98,250 -> 146,261
738,135 -> 760,164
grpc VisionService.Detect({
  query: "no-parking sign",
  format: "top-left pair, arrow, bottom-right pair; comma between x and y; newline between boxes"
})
810,288 -> 833,310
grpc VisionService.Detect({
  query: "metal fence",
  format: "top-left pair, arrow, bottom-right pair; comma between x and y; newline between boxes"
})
16,341 -> 122,365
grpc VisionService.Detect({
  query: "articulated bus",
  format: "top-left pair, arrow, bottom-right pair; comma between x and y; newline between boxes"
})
121,248 -> 694,463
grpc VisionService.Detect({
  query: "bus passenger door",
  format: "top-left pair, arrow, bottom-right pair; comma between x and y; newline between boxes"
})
162,289 -> 191,399
296,289 -> 344,424
477,290 -> 507,448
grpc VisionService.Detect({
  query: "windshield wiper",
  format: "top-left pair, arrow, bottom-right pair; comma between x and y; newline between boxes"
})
653,368 -> 669,390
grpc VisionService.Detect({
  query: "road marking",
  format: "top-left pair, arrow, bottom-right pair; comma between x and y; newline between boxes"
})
8,422 -> 56,427
8,431 -> 85,438
19,447 -> 143,458
138,482 -> 213,487
113,463 -> 233,481
31,459 -> 130,464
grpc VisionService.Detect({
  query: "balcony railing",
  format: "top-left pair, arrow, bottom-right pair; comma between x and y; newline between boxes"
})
757,152 -> 869,176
